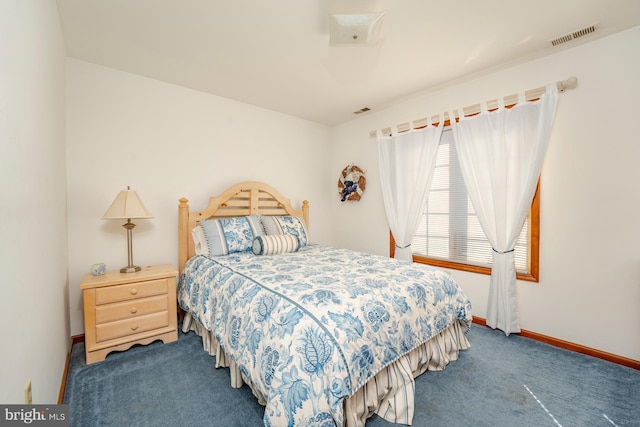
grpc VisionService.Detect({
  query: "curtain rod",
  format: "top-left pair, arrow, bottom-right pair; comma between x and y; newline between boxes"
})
370,76 -> 578,137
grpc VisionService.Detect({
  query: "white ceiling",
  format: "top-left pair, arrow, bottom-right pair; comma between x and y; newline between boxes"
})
56,0 -> 640,126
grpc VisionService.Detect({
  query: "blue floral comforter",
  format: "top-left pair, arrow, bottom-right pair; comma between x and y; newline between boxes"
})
178,245 -> 472,426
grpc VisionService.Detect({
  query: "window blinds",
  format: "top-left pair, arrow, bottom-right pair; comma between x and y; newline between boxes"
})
411,129 -> 530,272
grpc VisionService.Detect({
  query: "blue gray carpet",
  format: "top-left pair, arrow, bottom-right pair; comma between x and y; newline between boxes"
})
64,325 -> 639,426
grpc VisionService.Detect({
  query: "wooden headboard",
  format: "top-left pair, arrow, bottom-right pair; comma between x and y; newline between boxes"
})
178,181 -> 309,273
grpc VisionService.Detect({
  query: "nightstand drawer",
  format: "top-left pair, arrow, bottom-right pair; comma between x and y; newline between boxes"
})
96,311 -> 169,342
95,294 -> 168,324
95,278 -> 168,305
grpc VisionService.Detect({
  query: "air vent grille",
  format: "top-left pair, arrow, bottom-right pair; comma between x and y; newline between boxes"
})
548,22 -> 599,47
354,107 -> 371,115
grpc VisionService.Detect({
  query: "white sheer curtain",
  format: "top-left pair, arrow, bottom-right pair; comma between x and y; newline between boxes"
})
450,85 -> 558,335
377,124 -> 443,261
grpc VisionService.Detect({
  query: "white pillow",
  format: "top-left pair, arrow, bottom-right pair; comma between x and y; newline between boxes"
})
192,226 -> 209,256
252,235 -> 300,255
261,215 -> 308,246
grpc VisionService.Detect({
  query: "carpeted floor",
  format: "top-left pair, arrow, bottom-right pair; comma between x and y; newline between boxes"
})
63,325 -> 640,426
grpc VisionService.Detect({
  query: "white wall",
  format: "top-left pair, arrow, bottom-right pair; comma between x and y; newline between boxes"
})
66,59 -> 333,335
330,27 -> 640,361
0,1 -> 68,403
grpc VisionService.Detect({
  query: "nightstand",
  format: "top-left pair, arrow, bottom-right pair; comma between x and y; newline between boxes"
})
80,264 -> 178,364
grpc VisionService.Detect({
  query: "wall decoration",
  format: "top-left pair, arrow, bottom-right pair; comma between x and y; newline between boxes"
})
338,164 -> 366,202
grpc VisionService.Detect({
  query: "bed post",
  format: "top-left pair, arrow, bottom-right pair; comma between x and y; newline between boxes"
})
178,197 -> 190,274
302,200 -> 309,231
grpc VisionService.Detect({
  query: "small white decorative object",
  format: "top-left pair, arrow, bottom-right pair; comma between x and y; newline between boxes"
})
90,263 -> 106,276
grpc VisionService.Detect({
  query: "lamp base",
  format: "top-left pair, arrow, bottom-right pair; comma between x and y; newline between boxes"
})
120,265 -> 141,273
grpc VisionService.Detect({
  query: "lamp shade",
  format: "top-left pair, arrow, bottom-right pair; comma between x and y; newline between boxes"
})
102,186 -> 154,220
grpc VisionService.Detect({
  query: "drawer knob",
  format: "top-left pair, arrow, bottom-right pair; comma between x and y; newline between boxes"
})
130,289 -> 138,295
130,307 -> 138,314
131,324 -> 139,331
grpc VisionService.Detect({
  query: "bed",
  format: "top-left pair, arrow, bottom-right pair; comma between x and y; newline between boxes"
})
177,181 -> 472,426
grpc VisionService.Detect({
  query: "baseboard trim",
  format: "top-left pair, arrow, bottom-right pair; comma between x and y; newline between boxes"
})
472,316 -> 640,370
58,334 -> 85,404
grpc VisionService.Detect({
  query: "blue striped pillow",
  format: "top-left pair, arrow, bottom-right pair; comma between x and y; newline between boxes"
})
252,234 -> 300,256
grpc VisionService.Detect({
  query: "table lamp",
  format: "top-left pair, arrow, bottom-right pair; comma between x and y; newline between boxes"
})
102,186 -> 154,273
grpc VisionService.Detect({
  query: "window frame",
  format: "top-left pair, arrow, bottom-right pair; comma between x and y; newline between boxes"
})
390,169 -> 540,283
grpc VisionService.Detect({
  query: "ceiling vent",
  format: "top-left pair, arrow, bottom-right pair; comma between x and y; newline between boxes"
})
548,22 -> 599,47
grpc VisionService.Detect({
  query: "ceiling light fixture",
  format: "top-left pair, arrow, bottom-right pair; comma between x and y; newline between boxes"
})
329,12 -> 385,46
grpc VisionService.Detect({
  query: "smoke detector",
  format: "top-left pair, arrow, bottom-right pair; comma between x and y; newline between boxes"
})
547,22 -> 599,47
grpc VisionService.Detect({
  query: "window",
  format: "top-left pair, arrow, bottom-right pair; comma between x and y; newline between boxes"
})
392,128 -> 539,282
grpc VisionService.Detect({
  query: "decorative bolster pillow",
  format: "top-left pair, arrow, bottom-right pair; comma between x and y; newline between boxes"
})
252,234 -> 300,256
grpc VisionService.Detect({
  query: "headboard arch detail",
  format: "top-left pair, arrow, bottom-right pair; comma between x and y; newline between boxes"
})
178,181 -> 309,273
